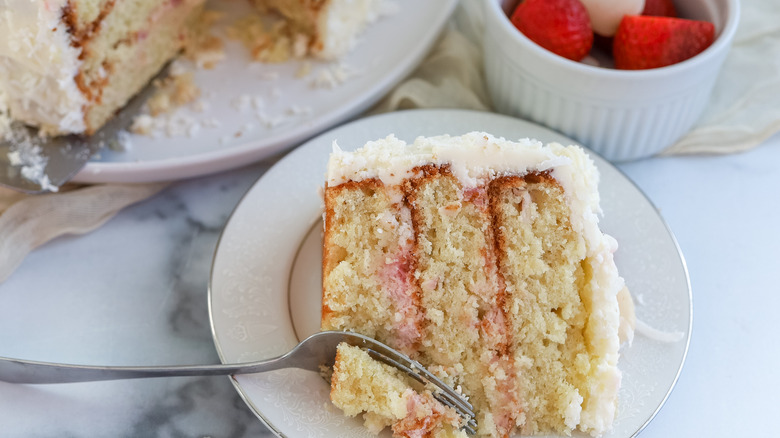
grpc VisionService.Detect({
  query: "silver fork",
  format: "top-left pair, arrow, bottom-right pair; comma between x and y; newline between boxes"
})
0,330 -> 477,434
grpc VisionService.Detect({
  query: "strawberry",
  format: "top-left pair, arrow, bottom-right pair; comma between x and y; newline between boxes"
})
642,0 -> 678,17
613,15 -> 715,70
510,0 -> 593,62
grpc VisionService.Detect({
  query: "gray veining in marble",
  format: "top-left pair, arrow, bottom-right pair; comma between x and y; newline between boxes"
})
0,160 -> 276,438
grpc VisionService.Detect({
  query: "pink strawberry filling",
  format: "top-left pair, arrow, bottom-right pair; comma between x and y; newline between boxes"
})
491,355 -> 522,435
480,307 -> 508,351
378,247 -> 423,355
478,221 -> 522,436
392,390 -> 459,438
463,187 -> 488,212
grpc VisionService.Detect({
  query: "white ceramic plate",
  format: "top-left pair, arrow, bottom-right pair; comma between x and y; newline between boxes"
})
209,109 -> 692,438
72,0 -> 457,184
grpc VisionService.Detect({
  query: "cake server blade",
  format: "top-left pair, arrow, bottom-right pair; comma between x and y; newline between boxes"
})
0,125 -> 103,193
0,66 -> 166,194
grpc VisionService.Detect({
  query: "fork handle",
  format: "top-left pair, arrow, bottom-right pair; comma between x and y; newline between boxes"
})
0,355 -> 288,384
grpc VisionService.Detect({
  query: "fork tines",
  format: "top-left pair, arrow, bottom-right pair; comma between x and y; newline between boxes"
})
365,348 -> 478,435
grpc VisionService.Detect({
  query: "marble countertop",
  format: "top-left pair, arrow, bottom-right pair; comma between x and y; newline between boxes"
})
1,129 -> 778,437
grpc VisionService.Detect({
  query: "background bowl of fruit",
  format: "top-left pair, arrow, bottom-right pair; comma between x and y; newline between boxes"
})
483,0 -> 740,161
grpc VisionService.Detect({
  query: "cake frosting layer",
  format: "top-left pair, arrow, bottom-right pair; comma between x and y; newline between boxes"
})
327,132 -> 604,252
317,0 -> 384,59
0,0 -> 87,135
323,132 -> 631,437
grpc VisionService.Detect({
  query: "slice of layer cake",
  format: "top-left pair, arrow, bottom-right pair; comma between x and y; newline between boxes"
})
322,132 -> 633,437
0,0 -> 205,136
331,343 -> 468,438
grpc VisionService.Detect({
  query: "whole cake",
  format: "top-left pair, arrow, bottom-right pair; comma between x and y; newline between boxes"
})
0,0 -> 383,138
322,132 -> 634,437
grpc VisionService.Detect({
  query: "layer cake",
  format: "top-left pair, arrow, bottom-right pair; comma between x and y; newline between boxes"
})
322,132 -> 634,437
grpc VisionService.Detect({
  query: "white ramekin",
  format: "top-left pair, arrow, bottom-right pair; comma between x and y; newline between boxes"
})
482,0 -> 740,162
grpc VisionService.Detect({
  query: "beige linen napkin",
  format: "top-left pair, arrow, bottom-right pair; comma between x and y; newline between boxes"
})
0,0 -> 776,283
0,183 -> 167,282
664,0 -> 780,154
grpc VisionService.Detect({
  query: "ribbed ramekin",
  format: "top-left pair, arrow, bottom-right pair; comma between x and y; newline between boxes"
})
482,0 -> 740,162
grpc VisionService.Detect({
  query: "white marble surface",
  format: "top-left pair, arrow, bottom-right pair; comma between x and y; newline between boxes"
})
1,130 -> 779,437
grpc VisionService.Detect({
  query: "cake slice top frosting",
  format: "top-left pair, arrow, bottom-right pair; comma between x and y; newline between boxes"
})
327,131 -> 606,253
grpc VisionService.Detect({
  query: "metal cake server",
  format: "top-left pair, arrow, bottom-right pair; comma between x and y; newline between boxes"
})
0,124 -> 104,193
0,67 -> 167,194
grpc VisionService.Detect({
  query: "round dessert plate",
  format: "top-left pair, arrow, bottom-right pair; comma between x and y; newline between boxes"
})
209,109 -> 692,438
71,0 -> 457,184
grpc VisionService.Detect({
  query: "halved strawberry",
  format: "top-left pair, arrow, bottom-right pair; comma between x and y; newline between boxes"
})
613,15 -> 715,70
642,0 -> 678,17
510,0 -> 593,62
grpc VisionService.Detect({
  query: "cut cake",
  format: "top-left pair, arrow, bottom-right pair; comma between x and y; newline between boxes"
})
331,342 -> 468,438
0,0 -> 384,138
253,0 -> 384,60
0,0 -> 205,136
322,132 -> 634,437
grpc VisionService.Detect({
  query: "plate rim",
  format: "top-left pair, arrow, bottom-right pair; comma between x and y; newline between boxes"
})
71,0 -> 459,184
207,108 -> 693,438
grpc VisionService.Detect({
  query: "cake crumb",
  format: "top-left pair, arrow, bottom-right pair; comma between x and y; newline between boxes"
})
201,118 -> 221,129
130,115 -> 154,135
184,10 -> 226,69
258,71 -> 280,81
131,110 -> 220,139
226,10 -> 316,64
296,61 -> 312,78
192,100 -> 209,113
256,112 -> 284,128
106,130 -> 133,152
251,95 -> 264,109
4,125 -> 58,192
310,62 -> 361,89
147,72 -> 201,116
286,104 -> 312,116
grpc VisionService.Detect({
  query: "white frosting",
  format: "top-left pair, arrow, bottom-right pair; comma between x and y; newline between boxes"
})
0,0 -> 86,135
317,0 -> 386,60
328,132 -> 604,249
328,132 -> 630,434
635,318 -> 684,343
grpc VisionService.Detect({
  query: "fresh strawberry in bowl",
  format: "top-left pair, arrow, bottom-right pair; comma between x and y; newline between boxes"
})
509,0 -> 593,61
642,0 -> 678,17
614,15 -> 716,70
482,0 -> 740,161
